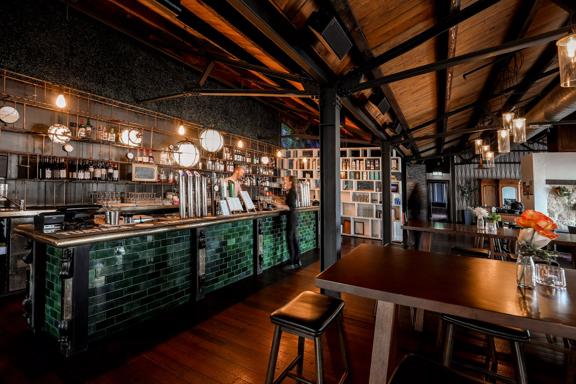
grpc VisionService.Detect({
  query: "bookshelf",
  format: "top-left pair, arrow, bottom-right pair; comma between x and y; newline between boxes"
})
279,148 -> 320,202
340,147 -> 383,240
390,153 -> 403,242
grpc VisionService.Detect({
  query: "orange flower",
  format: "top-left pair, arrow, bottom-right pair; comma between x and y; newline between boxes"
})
515,210 -> 558,239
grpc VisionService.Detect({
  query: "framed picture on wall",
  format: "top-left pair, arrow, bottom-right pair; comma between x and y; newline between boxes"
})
354,221 -> 365,236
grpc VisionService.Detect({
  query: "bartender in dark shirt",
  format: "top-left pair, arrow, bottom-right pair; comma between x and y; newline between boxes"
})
279,176 -> 300,269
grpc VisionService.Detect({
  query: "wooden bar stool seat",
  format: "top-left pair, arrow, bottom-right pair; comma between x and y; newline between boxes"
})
388,354 -> 481,384
441,314 -> 530,384
265,291 -> 350,384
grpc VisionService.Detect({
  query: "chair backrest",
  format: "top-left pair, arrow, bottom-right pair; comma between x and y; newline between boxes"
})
569,226 -> 576,234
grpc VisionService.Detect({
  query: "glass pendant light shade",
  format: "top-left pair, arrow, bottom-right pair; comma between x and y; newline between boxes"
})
481,144 -> 491,158
200,129 -> 224,152
484,151 -> 495,168
557,34 -> 576,87
474,139 -> 484,155
276,149 -> 283,158
55,94 -> 67,109
502,112 -> 514,131
497,128 -> 510,153
512,117 -> 527,143
173,141 -> 200,167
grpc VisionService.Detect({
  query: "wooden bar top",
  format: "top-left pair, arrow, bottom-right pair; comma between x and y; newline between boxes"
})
316,244 -> 576,339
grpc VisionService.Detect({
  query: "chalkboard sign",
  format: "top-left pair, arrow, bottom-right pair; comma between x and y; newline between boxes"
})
132,163 -> 158,182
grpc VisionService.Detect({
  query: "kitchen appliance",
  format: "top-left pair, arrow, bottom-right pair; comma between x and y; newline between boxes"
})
34,213 -> 65,233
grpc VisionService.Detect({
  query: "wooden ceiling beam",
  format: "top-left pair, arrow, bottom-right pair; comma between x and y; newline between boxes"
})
324,0 -> 414,157
457,0 -> 539,148
436,0 -> 461,154
340,0 -> 501,84
343,26 -> 570,94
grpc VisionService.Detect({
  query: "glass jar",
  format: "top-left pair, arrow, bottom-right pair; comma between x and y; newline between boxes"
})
516,251 -> 535,289
476,216 -> 485,231
535,263 -> 566,288
486,220 -> 497,234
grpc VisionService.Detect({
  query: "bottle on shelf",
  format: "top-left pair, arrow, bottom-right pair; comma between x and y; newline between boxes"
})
94,161 -> 102,180
107,162 -> 114,181
113,163 -> 119,182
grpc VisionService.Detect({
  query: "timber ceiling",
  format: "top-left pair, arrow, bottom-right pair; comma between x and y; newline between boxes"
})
67,0 -> 573,160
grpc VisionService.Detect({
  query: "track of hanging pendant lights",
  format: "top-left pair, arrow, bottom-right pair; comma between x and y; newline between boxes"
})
512,117 -> 527,143
557,33 -> 576,87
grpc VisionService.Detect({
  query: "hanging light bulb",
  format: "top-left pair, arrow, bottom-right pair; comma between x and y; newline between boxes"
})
237,139 -> 245,149
512,117 -> 527,143
481,144 -> 491,158
55,94 -> 67,109
484,151 -> 495,168
473,139 -> 484,155
502,112 -> 514,131
177,124 -> 186,136
276,149 -> 283,158
497,128 -> 510,153
557,33 -> 576,87
200,129 -> 224,152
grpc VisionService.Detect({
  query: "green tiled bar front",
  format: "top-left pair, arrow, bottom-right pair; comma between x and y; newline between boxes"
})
202,220 -> 254,294
42,210 -> 317,341
87,230 -> 193,340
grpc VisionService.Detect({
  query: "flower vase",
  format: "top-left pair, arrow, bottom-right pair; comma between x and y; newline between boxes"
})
486,220 -> 497,234
476,216 -> 485,231
516,251 -> 535,289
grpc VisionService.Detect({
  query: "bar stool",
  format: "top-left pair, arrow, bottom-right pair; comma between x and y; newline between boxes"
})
265,291 -> 350,384
442,314 -> 530,384
388,354 -> 481,384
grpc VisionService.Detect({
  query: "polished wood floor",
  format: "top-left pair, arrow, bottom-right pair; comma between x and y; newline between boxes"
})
0,237 -> 574,383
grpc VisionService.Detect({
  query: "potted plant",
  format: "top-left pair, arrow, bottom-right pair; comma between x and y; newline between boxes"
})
458,182 -> 477,225
486,212 -> 501,233
471,207 -> 488,230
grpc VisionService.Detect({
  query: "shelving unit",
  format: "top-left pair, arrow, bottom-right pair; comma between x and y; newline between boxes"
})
279,148 -> 320,202
340,148 -> 383,240
390,153 -> 404,242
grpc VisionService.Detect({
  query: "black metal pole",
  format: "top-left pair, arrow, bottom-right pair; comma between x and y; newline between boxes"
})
319,87 -> 341,271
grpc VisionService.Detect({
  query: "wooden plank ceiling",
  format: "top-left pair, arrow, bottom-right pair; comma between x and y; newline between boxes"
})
68,0 -> 572,159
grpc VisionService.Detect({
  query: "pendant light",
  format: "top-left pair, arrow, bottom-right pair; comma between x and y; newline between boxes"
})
557,33 -> 576,87
484,151 -> 495,168
502,112 -> 514,131
200,129 -> 224,153
512,117 -> 527,143
481,144 -> 491,158
473,139 -> 484,155
177,124 -> 186,136
497,128 -> 510,153
276,149 -> 283,158
237,139 -> 245,149
55,93 -> 67,109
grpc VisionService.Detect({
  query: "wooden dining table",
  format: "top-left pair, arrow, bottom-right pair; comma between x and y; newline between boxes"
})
403,221 -> 576,257
315,244 -> 576,384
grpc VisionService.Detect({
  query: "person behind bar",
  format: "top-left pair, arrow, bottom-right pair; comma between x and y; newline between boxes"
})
281,175 -> 301,270
225,165 -> 245,197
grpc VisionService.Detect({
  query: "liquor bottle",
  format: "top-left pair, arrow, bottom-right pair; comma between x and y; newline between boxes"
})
107,162 -> 114,181
100,162 -> 107,181
112,163 -> 119,182
94,162 -> 102,180
60,158 -> 67,179
70,160 -> 77,180
148,149 -> 155,164
85,118 -> 93,139
38,156 -> 44,179
108,128 -> 116,143
88,161 -> 94,180
45,157 -> 53,180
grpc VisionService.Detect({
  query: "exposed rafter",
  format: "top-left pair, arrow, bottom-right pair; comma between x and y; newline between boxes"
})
342,26 -> 570,94
340,0 -> 501,84
458,0 -> 539,148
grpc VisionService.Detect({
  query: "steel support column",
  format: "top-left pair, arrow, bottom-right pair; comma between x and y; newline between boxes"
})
381,142 -> 392,245
319,87 -> 341,271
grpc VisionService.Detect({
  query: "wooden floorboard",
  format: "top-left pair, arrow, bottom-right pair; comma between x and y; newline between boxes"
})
0,237 -> 574,383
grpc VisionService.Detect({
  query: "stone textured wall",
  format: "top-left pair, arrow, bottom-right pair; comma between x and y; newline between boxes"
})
0,0 -> 282,143
406,164 -> 427,221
